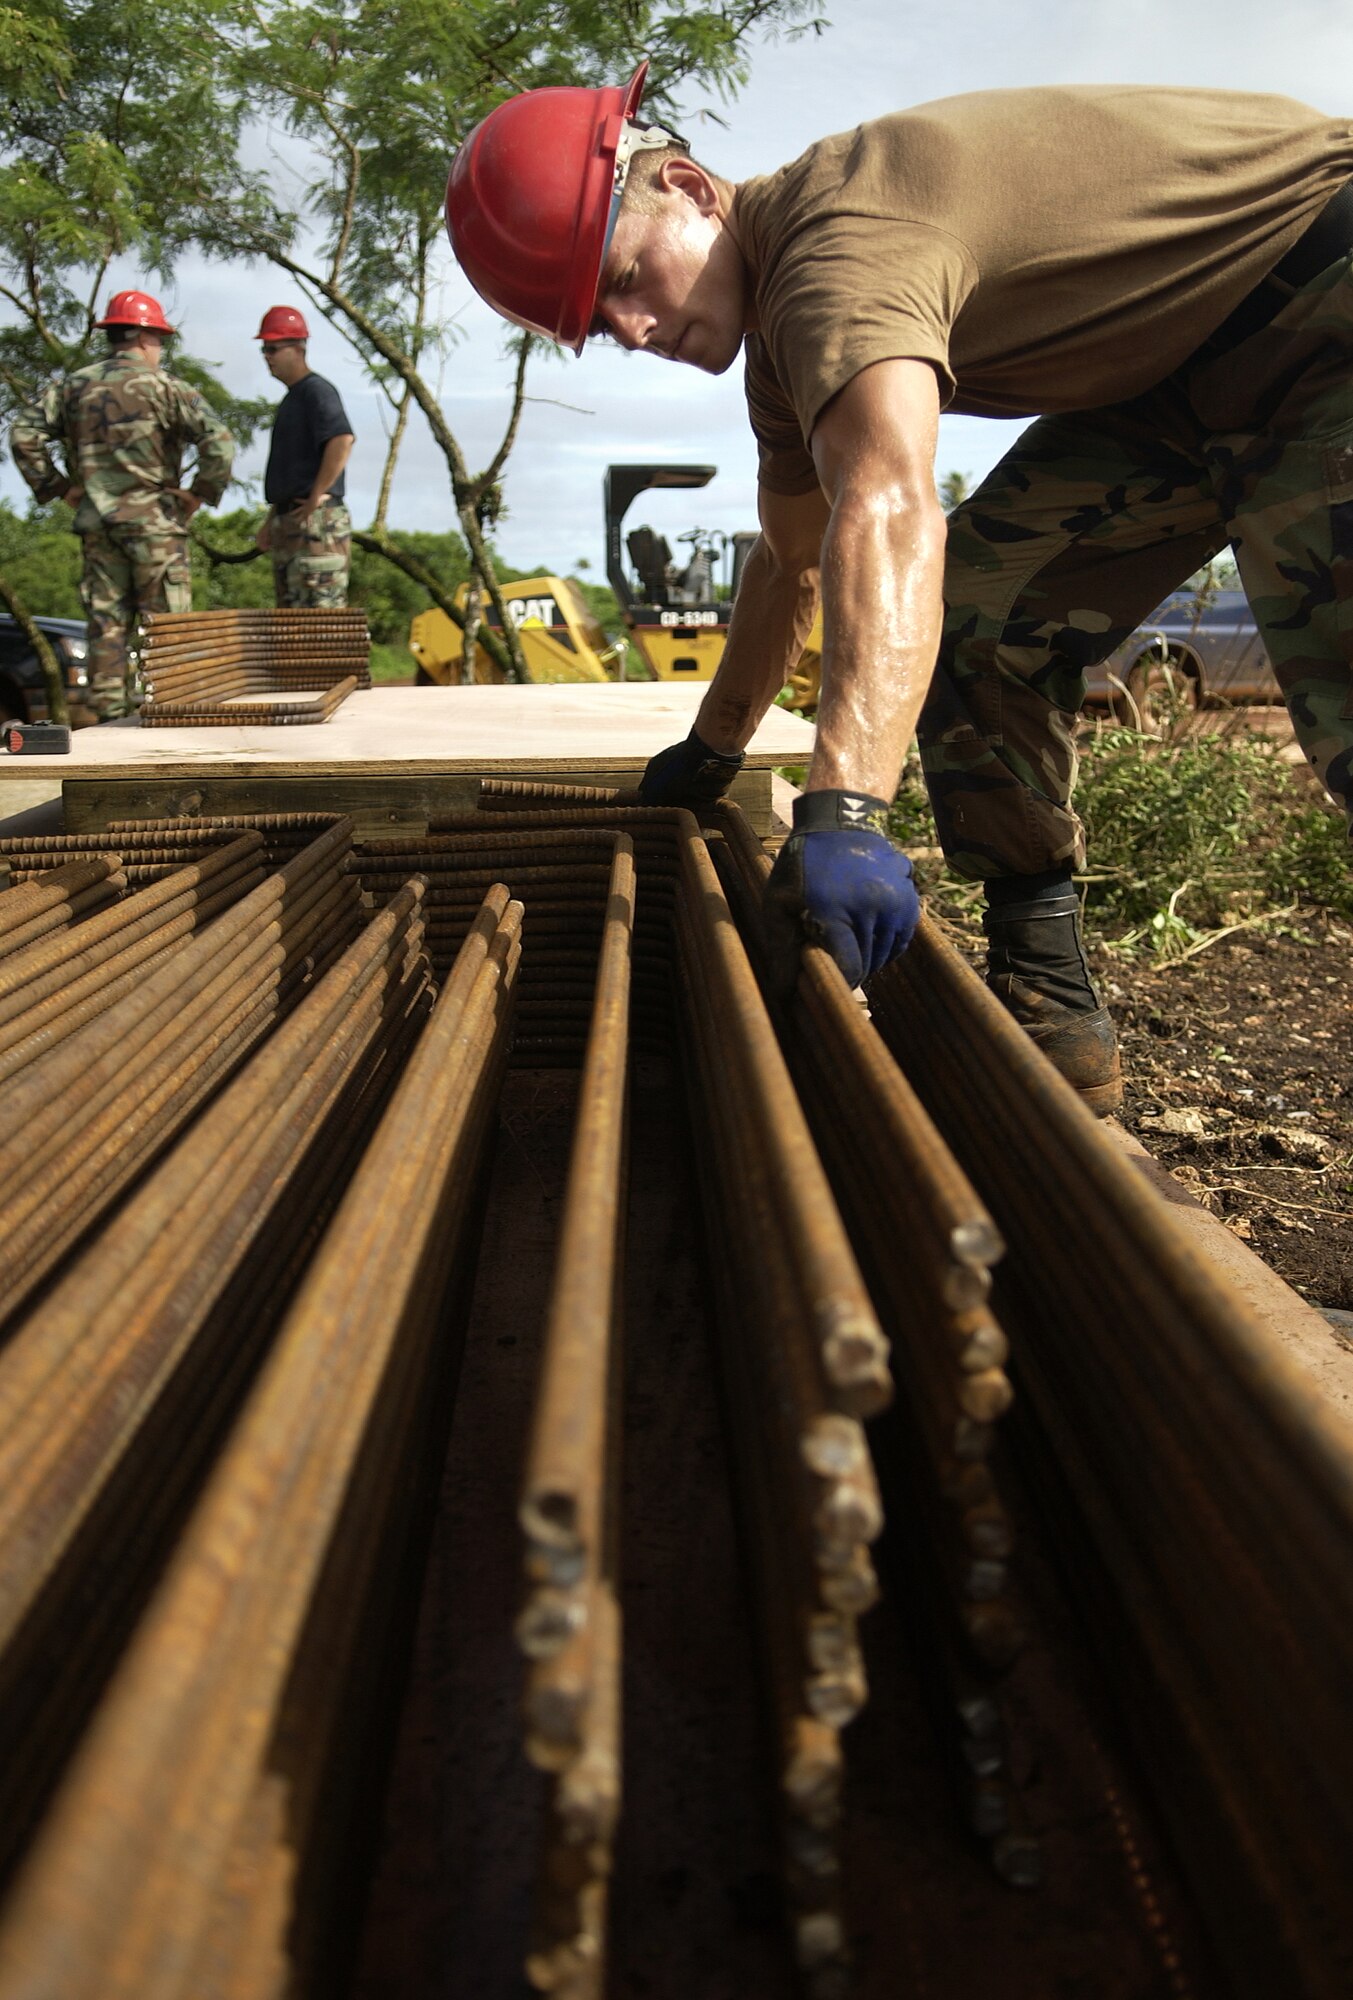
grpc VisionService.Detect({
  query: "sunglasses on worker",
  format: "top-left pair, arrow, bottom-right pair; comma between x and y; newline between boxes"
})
261,340 -> 300,355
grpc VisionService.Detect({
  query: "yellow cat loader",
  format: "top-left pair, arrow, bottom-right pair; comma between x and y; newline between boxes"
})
408,576 -> 626,685
408,466 -> 823,702
605,463 -> 823,704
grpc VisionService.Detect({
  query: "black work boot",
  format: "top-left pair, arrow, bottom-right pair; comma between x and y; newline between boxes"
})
982,875 -> 1123,1117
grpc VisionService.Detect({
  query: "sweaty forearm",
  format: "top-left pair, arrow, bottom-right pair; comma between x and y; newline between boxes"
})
808,488 -> 946,800
695,533 -> 819,754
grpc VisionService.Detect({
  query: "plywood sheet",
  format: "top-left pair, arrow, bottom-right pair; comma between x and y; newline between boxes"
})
1,685 -> 814,780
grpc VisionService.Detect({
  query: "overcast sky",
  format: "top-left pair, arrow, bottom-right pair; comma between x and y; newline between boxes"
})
6,0 -> 1353,582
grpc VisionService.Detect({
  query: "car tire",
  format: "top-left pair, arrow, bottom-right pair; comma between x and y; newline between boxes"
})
1111,651 -> 1197,735
0,678 -> 28,725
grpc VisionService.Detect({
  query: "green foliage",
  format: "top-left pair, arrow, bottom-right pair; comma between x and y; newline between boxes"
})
0,0 -> 269,449
1073,722 -> 1352,954
876,720 -> 1353,956
0,497 -> 83,615
1263,800 -> 1353,920
368,641 -> 416,682
351,533 -> 471,643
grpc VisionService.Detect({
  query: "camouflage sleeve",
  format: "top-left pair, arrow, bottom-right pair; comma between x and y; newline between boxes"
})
177,387 -> 235,507
8,384 -> 71,506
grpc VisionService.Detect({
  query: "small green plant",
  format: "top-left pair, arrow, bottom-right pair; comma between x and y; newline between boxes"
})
1076,719 -> 1351,954
368,643 -> 418,684
780,720 -> 1352,957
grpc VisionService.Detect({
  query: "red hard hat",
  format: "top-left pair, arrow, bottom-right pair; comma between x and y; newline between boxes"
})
256,305 -> 310,341
447,60 -> 673,354
95,289 -> 175,334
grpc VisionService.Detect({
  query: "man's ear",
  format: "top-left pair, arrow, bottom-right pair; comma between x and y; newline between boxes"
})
658,155 -> 721,215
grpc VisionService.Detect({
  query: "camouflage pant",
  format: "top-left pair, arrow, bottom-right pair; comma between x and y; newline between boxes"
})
922,250 -> 1353,880
269,497 -> 352,609
81,519 -> 191,717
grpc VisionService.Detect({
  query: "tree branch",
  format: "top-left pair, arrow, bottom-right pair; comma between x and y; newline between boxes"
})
352,527 -> 515,679
469,333 -> 533,504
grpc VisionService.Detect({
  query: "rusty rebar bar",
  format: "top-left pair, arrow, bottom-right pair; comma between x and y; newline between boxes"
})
0,889 -> 520,2000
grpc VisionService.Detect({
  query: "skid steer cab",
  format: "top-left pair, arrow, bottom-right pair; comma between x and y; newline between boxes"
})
408,576 -> 627,686
605,463 -> 823,705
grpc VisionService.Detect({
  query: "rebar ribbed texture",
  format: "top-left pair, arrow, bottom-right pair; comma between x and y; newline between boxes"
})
138,608 -> 370,725
0,791 -> 1348,2000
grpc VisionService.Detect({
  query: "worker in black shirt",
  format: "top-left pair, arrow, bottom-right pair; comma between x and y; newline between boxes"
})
254,306 -> 356,607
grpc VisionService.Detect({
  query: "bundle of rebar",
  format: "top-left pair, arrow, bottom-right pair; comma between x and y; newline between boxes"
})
1,790 -> 1352,1999
517,837 -> 633,1997
138,608 -> 370,725
0,856 -> 126,951
357,815 -> 684,1069
0,813 -> 344,889
0,885 -> 520,2000
0,834 -> 265,1087
0,873 -> 432,1890
0,818 -> 359,1323
417,796 -> 893,1992
869,921 -> 1353,1996
709,801 -> 1036,1877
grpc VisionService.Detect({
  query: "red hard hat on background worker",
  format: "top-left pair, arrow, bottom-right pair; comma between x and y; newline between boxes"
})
256,305 -> 310,341
95,290 -> 176,334
445,60 -> 684,353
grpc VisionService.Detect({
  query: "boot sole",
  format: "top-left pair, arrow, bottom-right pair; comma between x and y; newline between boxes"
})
1074,1074 -> 1124,1118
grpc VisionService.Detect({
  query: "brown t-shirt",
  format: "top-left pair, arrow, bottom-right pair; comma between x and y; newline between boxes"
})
733,87 -> 1353,493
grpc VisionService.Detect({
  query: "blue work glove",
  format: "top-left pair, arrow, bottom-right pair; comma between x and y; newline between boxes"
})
638,726 -> 745,807
764,790 -> 920,994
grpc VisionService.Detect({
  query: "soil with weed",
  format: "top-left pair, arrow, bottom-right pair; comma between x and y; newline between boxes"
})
1096,916 -> 1353,1312
874,710 -> 1353,1315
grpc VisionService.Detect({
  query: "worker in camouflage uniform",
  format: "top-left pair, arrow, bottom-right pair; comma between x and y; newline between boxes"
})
9,289 -> 234,717
447,68 -> 1353,1115
254,306 -> 355,609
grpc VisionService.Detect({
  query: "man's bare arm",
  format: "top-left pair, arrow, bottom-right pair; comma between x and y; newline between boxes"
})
806,358 -> 946,799
299,434 -> 354,519
694,482 -> 830,753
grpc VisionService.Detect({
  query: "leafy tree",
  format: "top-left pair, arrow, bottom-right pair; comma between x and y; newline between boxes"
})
0,0 -> 273,713
1,0 -> 825,694
0,498 -> 83,616
178,0 -> 826,677
0,0 -> 273,436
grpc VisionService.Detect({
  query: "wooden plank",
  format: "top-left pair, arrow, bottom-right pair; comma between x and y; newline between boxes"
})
0,687 -> 814,783
60,766 -> 777,838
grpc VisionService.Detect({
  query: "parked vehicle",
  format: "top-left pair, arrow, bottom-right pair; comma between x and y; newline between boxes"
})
0,614 -> 92,724
1088,588 -> 1281,728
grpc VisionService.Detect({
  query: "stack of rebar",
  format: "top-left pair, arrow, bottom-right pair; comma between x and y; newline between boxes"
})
0,834 -> 264,1087
0,870 -> 432,1891
1,792 -> 1352,2000
869,919 -> 1353,1996
357,820 -> 677,1060
709,801 -> 1035,1878
0,813 -> 345,890
0,884 -> 520,2000
138,607 -> 369,725
517,837 -> 634,1998
361,798 -> 897,1992
0,855 -> 125,945
0,819 -> 359,1322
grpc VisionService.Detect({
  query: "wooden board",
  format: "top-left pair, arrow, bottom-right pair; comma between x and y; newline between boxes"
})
1,685 -> 813,778
0,687 -> 815,839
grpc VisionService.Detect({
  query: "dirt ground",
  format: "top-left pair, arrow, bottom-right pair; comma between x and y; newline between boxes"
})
1095,915 -> 1353,1313
916,707 -> 1353,1315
